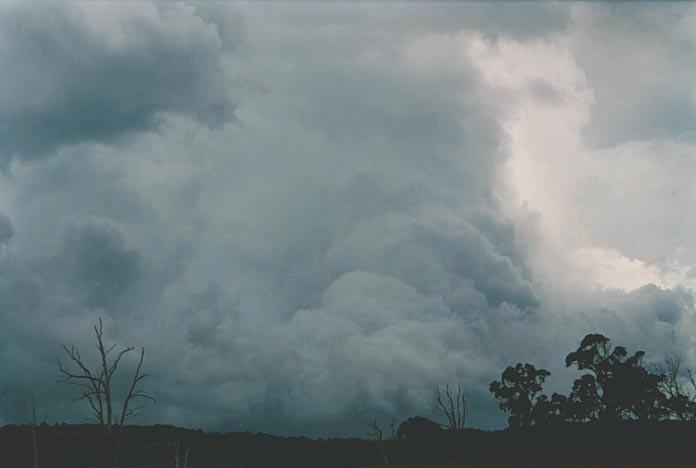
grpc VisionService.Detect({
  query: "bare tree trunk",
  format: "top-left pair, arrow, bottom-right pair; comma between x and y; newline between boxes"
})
110,429 -> 119,468
58,319 -> 154,468
113,347 -> 152,468
365,417 -> 392,467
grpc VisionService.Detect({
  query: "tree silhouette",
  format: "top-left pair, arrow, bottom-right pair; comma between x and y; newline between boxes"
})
432,383 -> 468,463
660,352 -> 696,421
490,363 -> 551,428
432,383 -> 468,432
396,416 -> 443,440
530,393 -> 569,425
58,318 -> 154,467
565,333 -> 667,421
27,394 -> 41,468
565,373 -> 602,422
365,417 -> 396,466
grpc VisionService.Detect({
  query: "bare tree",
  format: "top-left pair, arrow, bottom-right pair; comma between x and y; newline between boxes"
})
365,417 -> 396,467
433,383 -> 468,431
432,383 -> 469,464
58,318 -> 154,467
661,352 -> 696,421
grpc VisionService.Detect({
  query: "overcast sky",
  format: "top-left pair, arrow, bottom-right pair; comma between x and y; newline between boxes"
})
0,1 -> 695,436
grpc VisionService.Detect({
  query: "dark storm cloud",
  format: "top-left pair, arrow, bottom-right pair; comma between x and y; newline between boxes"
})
0,2 -> 236,163
603,285 -> 694,333
63,223 -> 141,310
0,222 -> 144,324
0,1 -> 694,437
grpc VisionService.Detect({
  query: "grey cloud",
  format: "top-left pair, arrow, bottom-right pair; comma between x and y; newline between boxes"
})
0,213 -> 12,246
255,2 -> 571,42
445,1 -> 571,40
0,2 -> 695,438
0,2 -> 236,162
571,3 -> 696,147
73,5 -> 542,432
62,223 -> 141,310
528,79 -> 564,104
0,1 -> 616,433
563,139 -> 696,264
604,284 -> 694,332
0,221 -> 144,330
325,215 -> 539,311
183,283 -> 239,351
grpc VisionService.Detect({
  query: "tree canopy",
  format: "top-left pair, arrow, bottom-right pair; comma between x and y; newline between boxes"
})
490,333 -> 691,428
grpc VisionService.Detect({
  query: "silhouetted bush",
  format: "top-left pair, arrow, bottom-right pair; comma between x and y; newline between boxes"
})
397,416 -> 444,440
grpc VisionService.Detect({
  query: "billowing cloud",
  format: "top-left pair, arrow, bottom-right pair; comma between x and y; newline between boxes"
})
0,1 -> 695,437
0,2 -> 236,163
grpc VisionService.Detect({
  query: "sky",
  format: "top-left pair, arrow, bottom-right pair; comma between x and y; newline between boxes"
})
0,1 -> 695,437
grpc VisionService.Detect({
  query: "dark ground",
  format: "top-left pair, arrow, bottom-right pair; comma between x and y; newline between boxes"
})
1,421 -> 695,468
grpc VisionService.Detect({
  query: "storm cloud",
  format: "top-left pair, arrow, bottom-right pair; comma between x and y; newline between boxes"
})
0,2 -> 695,436
0,2 -> 235,163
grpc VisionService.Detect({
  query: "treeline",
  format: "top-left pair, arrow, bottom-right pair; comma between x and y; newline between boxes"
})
4,420 -> 696,468
357,333 -> 696,467
4,322 -> 696,468
490,333 -> 696,428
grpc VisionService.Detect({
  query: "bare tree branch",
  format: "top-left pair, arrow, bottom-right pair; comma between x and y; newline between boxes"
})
432,383 -> 468,432
365,417 -> 392,467
57,317 -> 154,468
432,382 -> 469,464
58,343 -> 105,426
661,352 -> 696,421
118,347 -> 155,427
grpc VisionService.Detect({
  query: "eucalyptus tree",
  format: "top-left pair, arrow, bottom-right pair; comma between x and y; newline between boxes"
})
490,363 -> 551,428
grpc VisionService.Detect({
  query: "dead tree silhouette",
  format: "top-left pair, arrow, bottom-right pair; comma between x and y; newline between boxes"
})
432,383 -> 468,464
58,317 -> 154,468
365,417 -> 396,466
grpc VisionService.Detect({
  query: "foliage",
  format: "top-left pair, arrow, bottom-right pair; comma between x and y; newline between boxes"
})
490,363 -> 551,428
397,417 -> 443,440
565,334 -> 667,421
490,333 -> 688,429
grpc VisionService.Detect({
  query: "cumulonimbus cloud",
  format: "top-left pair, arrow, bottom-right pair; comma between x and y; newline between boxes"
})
0,2 -> 694,437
